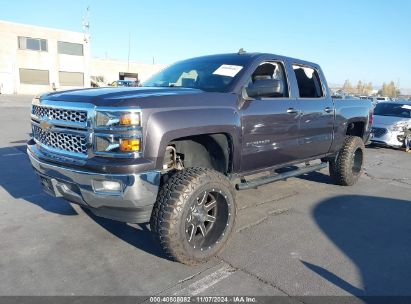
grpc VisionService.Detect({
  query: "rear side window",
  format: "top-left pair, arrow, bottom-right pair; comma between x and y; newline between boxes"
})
292,65 -> 323,98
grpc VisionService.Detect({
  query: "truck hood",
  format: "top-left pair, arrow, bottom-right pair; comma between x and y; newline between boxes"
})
373,115 -> 411,127
40,87 -> 205,106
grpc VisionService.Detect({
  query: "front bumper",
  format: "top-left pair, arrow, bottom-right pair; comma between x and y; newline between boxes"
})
27,146 -> 160,223
370,129 -> 404,148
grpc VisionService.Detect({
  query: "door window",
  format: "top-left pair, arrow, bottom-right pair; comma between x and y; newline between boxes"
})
245,62 -> 289,98
292,65 -> 323,98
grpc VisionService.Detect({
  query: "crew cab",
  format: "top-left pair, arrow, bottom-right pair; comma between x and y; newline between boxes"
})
27,52 -> 373,264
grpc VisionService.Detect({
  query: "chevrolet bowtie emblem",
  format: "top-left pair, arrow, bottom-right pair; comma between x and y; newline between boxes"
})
39,119 -> 53,131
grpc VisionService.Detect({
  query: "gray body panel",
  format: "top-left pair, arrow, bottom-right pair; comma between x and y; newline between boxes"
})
34,52 -> 372,176
27,52 -> 372,222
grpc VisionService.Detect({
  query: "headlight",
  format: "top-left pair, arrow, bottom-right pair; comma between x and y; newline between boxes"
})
94,108 -> 142,157
95,110 -> 141,129
391,123 -> 408,131
120,113 -> 140,126
95,135 -> 142,155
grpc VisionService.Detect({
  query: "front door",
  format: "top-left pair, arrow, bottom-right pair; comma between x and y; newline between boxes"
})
241,61 -> 300,172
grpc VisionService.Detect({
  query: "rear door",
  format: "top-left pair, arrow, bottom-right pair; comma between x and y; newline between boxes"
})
240,60 -> 300,172
291,64 -> 334,158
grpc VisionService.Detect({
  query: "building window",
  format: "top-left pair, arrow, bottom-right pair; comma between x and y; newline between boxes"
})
59,71 -> 84,86
19,69 -> 49,85
18,36 -> 48,52
58,41 -> 84,56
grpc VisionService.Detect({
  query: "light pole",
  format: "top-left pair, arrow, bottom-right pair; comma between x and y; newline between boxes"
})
127,32 -> 131,72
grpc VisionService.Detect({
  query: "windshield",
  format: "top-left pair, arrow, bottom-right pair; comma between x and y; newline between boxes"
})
143,59 -> 245,92
374,103 -> 411,118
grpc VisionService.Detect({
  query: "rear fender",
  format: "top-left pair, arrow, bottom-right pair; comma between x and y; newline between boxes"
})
330,103 -> 372,154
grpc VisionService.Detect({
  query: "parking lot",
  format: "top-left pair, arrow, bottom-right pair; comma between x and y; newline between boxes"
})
1,95 -> 410,298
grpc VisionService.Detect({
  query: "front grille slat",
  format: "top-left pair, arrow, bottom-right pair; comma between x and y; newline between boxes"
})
31,104 -> 89,157
32,105 -> 87,123
32,125 -> 88,155
372,127 -> 388,138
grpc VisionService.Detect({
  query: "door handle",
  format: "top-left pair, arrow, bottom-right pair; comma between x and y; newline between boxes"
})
287,108 -> 298,114
324,107 -> 333,113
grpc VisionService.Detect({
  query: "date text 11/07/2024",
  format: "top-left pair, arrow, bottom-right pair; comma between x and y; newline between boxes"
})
149,296 -> 257,303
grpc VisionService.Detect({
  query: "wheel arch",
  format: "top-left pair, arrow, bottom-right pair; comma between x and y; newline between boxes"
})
143,108 -> 241,172
167,133 -> 234,174
345,120 -> 366,138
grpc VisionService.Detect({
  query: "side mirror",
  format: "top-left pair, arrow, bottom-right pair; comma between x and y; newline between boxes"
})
241,86 -> 253,101
246,79 -> 283,98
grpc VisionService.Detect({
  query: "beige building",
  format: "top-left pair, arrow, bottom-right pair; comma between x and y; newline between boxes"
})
91,58 -> 165,87
0,20 -> 164,95
0,20 -> 91,95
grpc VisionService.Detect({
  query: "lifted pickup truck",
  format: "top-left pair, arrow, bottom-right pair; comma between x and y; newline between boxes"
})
28,52 -> 372,264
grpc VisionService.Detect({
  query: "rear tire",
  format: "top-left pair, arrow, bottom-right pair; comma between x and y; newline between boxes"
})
329,136 -> 365,186
150,168 -> 236,265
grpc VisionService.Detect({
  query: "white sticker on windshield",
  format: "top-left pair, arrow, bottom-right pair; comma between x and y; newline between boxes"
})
213,65 -> 243,77
401,105 -> 411,110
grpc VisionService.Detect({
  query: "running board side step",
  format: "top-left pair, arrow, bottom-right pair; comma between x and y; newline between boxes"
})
236,162 -> 328,190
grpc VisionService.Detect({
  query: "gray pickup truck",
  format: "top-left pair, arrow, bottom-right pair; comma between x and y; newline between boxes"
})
28,52 -> 373,264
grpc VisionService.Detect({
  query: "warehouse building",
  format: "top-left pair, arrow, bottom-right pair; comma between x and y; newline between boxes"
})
91,58 -> 164,87
0,20 -> 164,95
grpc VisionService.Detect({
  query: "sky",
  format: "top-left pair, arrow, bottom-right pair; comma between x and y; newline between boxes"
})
1,0 -> 411,89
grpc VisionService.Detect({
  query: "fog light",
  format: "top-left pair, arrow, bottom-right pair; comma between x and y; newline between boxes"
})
92,180 -> 122,194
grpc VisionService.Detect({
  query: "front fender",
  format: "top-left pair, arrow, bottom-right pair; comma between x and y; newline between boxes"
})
143,108 -> 242,171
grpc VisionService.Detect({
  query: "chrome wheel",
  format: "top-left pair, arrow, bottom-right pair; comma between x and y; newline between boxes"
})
185,189 -> 230,251
151,168 -> 236,264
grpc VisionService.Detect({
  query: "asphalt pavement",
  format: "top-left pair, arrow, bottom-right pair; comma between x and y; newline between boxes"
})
0,95 -> 410,298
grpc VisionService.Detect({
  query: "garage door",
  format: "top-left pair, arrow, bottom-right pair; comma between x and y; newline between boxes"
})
59,71 -> 84,86
19,69 -> 49,85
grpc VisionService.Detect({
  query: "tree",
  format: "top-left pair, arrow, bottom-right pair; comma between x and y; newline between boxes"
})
378,82 -> 386,96
365,82 -> 373,95
356,80 -> 364,95
378,81 -> 401,98
342,79 -> 353,94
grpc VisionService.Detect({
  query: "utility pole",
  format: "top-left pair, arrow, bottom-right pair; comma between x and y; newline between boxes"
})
127,32 -> 131,72
82,6 -> 90,43
82,6 -> 91,88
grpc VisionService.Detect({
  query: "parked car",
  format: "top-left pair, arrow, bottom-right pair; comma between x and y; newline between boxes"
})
110,80 -> 136,87
376,96 -> 391,102
370,101 -> 411,148
359,95 -> 375,100
27,52 -> 372,265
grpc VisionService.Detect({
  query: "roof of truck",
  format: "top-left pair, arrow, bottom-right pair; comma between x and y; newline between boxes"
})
180,52 -> 320,69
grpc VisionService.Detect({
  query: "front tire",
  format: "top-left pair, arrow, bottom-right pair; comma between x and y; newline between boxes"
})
150,168 -> 236,265
329,136 -> 365,186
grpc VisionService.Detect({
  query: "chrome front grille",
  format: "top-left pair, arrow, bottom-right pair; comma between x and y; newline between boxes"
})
32,124 -> 88,155
372,127 -> 388,138
31,102 -> 92,157
31,100 -> 142,159
32,105 -> 87,123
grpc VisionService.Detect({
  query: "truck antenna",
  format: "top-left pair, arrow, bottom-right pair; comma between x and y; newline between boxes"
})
238,48 -> 246,55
